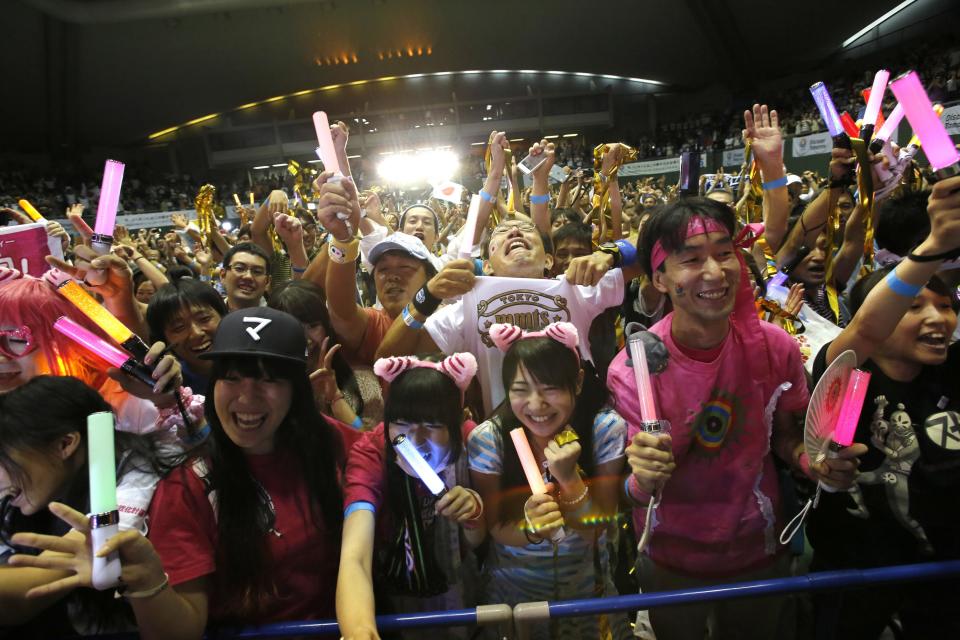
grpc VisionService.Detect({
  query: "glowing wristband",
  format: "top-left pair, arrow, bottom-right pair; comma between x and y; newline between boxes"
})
885,270 -> 923,298
479,189 -> 495,203
401,305 -> 424,330
530,193 -> 550,205
762,176 -> 788,191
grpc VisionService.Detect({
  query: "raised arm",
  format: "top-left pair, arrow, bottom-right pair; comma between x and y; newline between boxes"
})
527,138 -> 556,236
743,104 -> 789,252
825,175 -> 960,366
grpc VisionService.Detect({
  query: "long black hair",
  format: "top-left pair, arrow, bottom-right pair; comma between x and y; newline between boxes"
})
268,279 -> 363,416
203,355 -> 345,619
493,338 -> 607,525
380,359 -> 465,596
0,376 -> 183,632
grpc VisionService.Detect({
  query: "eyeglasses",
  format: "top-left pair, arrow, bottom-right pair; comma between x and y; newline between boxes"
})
227,263 -> 268,278
0,326 -> 36,360
492,221 -> 536,236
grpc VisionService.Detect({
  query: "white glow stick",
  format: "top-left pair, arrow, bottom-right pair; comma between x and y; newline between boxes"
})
392,434 -> 447,497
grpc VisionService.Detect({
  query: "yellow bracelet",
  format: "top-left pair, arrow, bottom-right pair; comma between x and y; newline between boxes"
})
328,237 -> 359,264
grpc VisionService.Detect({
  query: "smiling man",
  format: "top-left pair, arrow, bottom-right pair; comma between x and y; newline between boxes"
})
220,242 -> 272,312
606,197 -> 860,639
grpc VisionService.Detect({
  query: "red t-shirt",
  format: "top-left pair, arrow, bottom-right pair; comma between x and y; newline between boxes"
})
147,451 -> 340,623
343,307 -> 394,367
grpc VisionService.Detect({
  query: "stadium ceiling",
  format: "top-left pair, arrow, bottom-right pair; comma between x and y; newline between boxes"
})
2,0 -> 955,150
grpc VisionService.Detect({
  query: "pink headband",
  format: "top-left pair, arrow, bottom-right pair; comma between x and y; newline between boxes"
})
650,216 -> 728,272
373,352 -> 477,393
488,322 -> 580,362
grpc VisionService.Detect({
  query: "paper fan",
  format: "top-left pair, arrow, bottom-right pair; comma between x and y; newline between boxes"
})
804,349 -> 857,464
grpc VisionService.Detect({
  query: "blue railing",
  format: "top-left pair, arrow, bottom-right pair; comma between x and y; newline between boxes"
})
73,560 -> 960,639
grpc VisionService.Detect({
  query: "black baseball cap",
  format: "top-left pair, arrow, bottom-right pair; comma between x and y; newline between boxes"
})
199,307 -> 307,364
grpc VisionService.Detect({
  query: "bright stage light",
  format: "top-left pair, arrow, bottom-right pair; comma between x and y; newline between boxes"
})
377,148 -> 460,185
221,221 -> 234,232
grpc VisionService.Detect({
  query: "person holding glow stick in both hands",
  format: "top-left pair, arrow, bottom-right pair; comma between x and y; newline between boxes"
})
468,322 -> 631,640
606,196 -> 861,640
807,174 -> 960,639
336,352 -> 484,640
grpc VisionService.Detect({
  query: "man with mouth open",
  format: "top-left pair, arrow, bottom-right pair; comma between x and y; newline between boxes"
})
606,197 -> 861,639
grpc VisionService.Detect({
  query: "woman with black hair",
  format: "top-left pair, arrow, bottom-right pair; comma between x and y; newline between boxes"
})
9,307 -> 351,638
1,376 -> 182,636
336,352 -> 484,639
146,277 -> 228,392
468,322 -> 630,640
269,279 -> 382,430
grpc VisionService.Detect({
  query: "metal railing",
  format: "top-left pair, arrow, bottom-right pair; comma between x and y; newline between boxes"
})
72,560 -> 960,639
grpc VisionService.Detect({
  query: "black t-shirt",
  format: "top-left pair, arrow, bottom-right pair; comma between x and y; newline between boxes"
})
807,341 -> 960,568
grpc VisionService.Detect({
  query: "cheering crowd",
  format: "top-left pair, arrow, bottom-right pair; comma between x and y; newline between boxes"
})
1,81 -> 960,640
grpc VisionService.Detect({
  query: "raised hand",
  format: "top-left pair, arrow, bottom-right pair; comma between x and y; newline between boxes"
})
426,258 -> 475,300
314,171 -> 362,242
170,213 -> 188,230
331,120 -> 350,157
487,131 -> 509,178
308,337 -> 343,406
743,104 -> 783,168
529,139 -> 556,181
273,212 -> 304,248
543,431 -> 582,485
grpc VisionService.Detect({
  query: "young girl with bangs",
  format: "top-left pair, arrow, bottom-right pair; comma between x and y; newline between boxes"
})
7,308 -> 350,638
337,353 -> 485,640
467,322 -> 630,640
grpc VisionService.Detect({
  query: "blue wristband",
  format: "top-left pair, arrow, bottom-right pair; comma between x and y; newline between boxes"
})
291,265 -> 306,274
614,239 -> 639,267
885,269 -> 923,298
762,176 -> 788,191
530,193 -> 550,205
401,305 -> 424,329
479,189 -> 495,203
350,415 -> 363,430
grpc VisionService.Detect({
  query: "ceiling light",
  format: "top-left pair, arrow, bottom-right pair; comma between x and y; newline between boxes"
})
843,0 -> 916,48
253,165 -> 269,169
271,163 -> 287,168
544,135 -> 559,139
562,133 -> 579,137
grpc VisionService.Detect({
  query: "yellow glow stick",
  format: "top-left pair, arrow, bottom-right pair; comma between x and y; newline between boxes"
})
54,280 -> 149,361
17,199 -> 46,222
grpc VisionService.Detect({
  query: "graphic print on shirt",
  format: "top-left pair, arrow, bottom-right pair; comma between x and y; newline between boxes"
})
689,388 -> 744,459
475,289 -> 571,347
924,410 -> 960,451
846,395 -> 932,553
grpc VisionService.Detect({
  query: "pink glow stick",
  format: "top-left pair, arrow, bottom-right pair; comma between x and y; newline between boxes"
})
312,111 -> 342,175
458,194 -> 481,259
862,70 -> 889,129
833,369 -> 871,447
628,337 -> 658,423
510,427 -> 546,494
53,316 -> 155,387
93,160 -> 125,237
874,103 -> 905,144
889,71 -> 960,172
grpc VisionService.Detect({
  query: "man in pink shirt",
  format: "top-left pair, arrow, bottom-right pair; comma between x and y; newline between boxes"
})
607,197 -> 863,639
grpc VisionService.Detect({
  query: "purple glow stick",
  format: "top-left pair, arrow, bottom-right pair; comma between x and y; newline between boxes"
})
810,82 -> 845,139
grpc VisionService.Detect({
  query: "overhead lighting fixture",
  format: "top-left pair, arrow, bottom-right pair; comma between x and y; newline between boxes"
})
308,159 -> 323,163
562,133 -> 579,138
271,163 -> 287,168
509,138 -> 525,142
843,0 -> 916,48
347,154 -> 362,159
471,142 -> 486,146
377,149 -> 460,185
544,135 -> 559,139
253,165 -> 269,169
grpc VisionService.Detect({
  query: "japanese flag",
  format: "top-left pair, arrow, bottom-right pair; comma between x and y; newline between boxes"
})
431,181 -> 464,204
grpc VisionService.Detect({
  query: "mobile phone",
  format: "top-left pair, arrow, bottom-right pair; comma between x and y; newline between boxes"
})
517,152 -> 547,175
679,152 -> 700,196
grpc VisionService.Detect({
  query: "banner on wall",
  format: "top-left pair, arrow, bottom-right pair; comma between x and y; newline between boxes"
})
0,222 -> 64,276
722,147 -> 746,166
791,132 -> 833,157
619,153 -> 708,177
942,104 -> 960,135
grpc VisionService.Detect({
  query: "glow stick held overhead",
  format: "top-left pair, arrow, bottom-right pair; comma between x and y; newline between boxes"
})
392,434 -> 447,497
871,103 -> 905,152
860,69 -> 890,140
312,110 -> 354,235
233,193 -> 242,207
810,81 -> 850,148
86,410 -> 122,590
17,199 -> 46,223
53,316 -> 155,388
840,112 -> 860,139
54,279 -> 151,362
889,71 -> 960,177
457,194 -> 481,260
91,160 -> 125,255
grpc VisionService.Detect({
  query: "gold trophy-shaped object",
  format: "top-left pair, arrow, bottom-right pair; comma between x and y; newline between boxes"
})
194,184 -> 221,237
